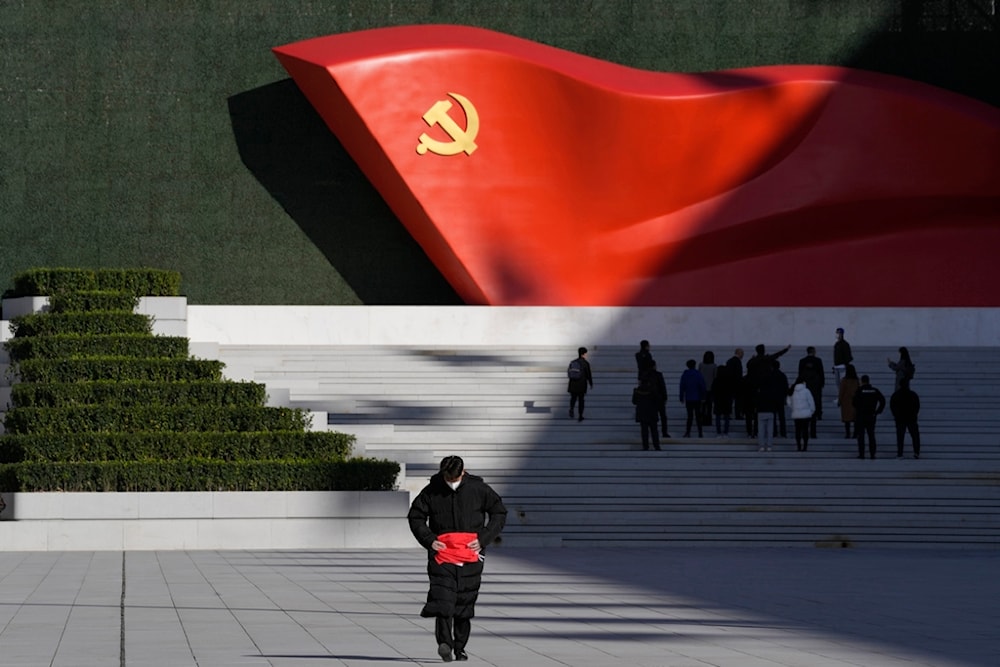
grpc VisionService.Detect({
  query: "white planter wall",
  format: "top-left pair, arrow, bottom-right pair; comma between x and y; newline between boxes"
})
0,491 -> 411,551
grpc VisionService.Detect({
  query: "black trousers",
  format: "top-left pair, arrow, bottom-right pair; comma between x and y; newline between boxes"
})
857,418 -> 877,457
895,419 -> 921,457
684,400 -> 703,436
435,616 -> 471,651
657,400 -> 668,434
569,392 -> 585,416
794,418 -> 811,449
640,420 -> 660,449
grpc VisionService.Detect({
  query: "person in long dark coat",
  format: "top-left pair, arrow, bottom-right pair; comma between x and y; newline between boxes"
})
408,456 -> 507,662
890,378 -> 921,459
632,377 -> 661,450
567,347 -> 594,421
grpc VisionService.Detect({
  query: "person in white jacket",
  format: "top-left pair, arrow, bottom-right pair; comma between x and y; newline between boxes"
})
788,378 -> 817,451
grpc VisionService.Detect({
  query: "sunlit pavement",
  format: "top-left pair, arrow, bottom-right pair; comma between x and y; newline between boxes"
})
0,547 -> 996,666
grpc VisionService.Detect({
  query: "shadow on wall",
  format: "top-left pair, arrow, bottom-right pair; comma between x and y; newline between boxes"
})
227,80 -> 463,306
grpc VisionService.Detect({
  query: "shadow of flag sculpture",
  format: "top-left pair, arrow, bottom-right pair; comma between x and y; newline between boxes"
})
274,25 -> 1000,306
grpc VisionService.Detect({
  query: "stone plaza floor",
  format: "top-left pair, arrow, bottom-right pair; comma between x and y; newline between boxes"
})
0,546 -> 996,666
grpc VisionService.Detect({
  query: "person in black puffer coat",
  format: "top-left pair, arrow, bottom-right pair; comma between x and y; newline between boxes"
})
408,456 -> 507,662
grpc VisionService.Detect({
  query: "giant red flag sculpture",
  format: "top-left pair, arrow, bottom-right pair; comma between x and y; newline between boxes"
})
274,25 -> 1000,306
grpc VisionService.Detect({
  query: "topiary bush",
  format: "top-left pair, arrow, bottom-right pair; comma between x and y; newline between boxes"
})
0,267 -> 400,493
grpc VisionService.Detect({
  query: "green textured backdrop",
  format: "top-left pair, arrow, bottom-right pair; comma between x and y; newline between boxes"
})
1,1 -> 996,304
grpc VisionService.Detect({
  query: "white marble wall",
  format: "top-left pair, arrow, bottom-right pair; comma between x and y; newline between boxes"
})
0,491 -> 412,551
186,306 -> 1000,348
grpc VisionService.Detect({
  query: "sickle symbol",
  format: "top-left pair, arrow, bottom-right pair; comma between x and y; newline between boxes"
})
416,92 -> 479,156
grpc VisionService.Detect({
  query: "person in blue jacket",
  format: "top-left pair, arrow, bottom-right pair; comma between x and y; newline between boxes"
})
678,359 -> 707,437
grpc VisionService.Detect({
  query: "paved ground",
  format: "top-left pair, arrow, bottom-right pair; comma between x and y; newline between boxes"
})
0,547 -> 996,667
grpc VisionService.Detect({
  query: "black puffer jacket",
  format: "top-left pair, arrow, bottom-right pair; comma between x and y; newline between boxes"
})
407,472 -> 507,551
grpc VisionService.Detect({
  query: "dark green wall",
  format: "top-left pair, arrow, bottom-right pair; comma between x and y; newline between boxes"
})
2,1 -> 996,304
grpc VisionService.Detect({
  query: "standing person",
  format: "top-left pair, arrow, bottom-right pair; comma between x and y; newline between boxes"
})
567,347 -> 593,422
678,359 -> 707,438
698,350 -> 717,429
648,360 -> 671,438
797,346 -> 825,437
744,344 -> 791,438
712,363 -> 734,437
635,339 -> 654,379
852,374 -> 886,459
772,360 -> 790,438
838,364 -> 860,439
887,346 -> 916,392
408,456 -> 507,662
788,378 -> 817,451
755,360 -> 788,452
632,377 -> 661,451
890,378 -> 921,459
725,348 -> 745,420
833,327 -> 854,392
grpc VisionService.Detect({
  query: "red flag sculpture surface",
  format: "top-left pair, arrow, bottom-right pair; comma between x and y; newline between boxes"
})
274,25 -> 1000,306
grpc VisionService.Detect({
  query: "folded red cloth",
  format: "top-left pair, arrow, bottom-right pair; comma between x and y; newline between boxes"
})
434,532 -> 480,565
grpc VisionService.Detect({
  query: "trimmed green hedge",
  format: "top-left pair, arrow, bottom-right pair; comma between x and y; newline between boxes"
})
14,358 -> 224,383
10,268 -> 181,297
4,405 -> 311,435
1,267 -> 399,493
11,312 -> 152,337
49,290 -> 139,313
10,380 -> 266,408
0,457 -> 399,492
0,431 -> 353,463
6,334 -> 188,361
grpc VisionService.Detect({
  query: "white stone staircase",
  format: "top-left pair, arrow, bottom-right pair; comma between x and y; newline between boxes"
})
215,343 -> 1000,549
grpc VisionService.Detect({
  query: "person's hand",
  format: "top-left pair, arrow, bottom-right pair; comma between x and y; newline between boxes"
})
431,540 -> 446,551
466,538 -> 482,553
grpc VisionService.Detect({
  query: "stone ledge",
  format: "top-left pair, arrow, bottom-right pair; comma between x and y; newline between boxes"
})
0,491 -> 412,551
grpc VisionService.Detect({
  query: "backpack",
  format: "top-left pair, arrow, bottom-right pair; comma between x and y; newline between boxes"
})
567,359 -> 584,380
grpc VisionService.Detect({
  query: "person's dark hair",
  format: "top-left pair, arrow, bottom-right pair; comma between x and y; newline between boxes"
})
702,350 -> 714,364
899,378 -> 911,390
806,346 -> 816,355
845,364 -> 858,379
640,339 -> 649,349
578,346 -> 587,356
755,344 -> 766,355
861,374 -> 870,384
773,359 -> 781,370
440,456 -> 464,479
686,359 -> 696,369
899,346 -> 911,363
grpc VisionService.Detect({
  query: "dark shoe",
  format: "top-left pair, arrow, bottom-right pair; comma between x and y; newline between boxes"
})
642,446 -> 650,451
654,447 -> 662,451
682,432 -> 690,438
455,649 -> 468,661
438,642 -> 453,662
568,409 -> 574,418
663,432 -> 671,438
857,455 -> 864,459
578,415 -> 584,422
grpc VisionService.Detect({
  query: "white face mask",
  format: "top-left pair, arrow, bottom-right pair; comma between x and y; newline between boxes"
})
447,479 -> 462,491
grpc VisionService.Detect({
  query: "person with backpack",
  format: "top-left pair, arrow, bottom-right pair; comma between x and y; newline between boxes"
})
887,346 -> 916,392
567,347 -> 593,422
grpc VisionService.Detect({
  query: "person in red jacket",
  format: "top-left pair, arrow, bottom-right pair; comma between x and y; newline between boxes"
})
407,456 -> 507,662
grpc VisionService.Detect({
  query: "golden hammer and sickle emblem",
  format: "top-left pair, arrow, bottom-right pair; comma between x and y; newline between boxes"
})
416,92 -> 479,156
